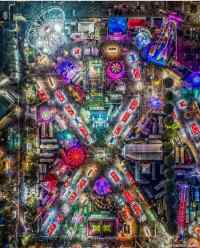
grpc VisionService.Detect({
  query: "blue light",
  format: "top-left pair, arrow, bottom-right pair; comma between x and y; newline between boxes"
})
149,96 -> 162,110
93,177 -> 112,196
142,43 -> 169,67
135,30 -> 151,50
184,71 -> 200,88
55,59 -> 76,83
108,17 -> 127,34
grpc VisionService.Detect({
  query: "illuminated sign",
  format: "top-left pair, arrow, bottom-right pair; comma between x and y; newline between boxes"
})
87,219 -> 116,238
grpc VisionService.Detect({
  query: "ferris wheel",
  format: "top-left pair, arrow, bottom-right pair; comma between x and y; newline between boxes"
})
26,7 -> 66,55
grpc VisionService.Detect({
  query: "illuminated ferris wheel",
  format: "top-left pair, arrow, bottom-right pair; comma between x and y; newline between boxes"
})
26,7 -> 66,55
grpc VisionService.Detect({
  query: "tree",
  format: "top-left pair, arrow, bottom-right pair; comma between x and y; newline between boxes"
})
164,115 -> 174,126
163,103 -> 174,115
165,90 -> 174,102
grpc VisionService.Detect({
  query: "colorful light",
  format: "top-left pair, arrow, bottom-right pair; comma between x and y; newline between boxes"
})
108,17 -> 127,34
43,173 -> 58,193
55,59 -> 77,84
149,96 -> 163,110
62,145 -> 87,169
38,106 -> 53,122
93,177 -> 112,196
135,30 -> 151,50
106,61 -> 125,81
126,50 -> 139,65
184,71 -> 200,89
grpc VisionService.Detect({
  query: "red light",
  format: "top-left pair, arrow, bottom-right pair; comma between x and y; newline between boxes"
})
55,89 -> 66,103
132,68 -> 141,80
64,104 -> 76,118
77,178 -> 88,192
113,124 -> 123,136
48,223 -> 56,236
128,18 -> 146,29
110,170 -> 121,183
121,111 -> 131,123
79,126 -> 89,138
56,214 -> 64,223
131,202 -> 142,217
178,99 -> 187,110
125,171 -> 137,185
43,173 -> 58,193
68,191 -> 78,205
191,123 -> 200,136
123,191 -> 134,203
62,146 -> 87,169
129,99 -> 139,111
37,89 -> 49,102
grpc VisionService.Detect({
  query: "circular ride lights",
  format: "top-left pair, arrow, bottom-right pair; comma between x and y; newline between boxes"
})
26,7 -> 66,55
106,61 -> 125,81
93,177 -> 112,196
135,29 -> 151,50
63,145 -> 87,169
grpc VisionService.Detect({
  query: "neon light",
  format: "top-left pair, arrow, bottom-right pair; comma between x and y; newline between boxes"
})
178,99 -> 188,110
37,89 -> 49,102
106,61 -> 125,81
190,123 -> 200,136
64,104 -> 76,118
128,18 -> 146,29
130,201 -> 142,218
77,177 -> 88,192
109,169 -> 122,184
120,111 -> 131,123
68,191 -> 78,205
124,171 -> 137,186
55,59 -> 76,83
123,191 -> 134,203
55,89 -> 66,104
93,177 -> 112,196
113,124 -> 123,137
132,67 -> 141,81
48,223 -> 56,236
79,126 -> 89,139
128,99 -> 139,111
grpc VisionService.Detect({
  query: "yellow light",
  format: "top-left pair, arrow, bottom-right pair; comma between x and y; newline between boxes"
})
153,80 -> 161,87
136,81 -> 143,91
